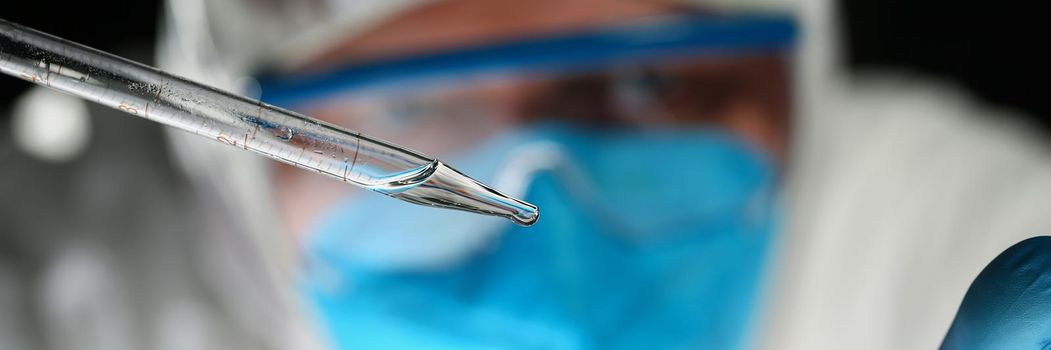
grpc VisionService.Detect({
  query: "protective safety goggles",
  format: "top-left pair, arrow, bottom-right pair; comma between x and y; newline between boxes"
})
256,13 -> 796,156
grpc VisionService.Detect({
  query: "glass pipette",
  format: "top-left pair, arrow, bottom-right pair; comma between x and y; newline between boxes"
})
0,19 -> 538,226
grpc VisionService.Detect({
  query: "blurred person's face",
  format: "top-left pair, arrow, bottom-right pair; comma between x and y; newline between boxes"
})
262,0 -> 793,348
269,0 -> 791,239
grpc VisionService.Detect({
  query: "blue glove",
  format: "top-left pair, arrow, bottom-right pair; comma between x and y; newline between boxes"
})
942,236 -> 1051,349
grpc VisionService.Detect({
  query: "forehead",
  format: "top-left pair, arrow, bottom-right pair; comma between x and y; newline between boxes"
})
303,0 -> 690,71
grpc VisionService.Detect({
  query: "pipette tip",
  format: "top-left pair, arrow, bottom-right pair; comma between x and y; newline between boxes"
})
388,161 -> 540,227
508,200 -> 540,227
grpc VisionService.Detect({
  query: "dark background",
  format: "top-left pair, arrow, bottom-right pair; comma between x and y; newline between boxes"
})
841,0 -> 1049,129
1,0 -> 1048,129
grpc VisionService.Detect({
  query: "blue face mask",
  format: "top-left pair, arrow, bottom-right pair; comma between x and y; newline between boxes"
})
304,124 -> 780,350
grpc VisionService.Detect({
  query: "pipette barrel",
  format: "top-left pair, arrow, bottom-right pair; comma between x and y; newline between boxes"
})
0,18 -> 537,226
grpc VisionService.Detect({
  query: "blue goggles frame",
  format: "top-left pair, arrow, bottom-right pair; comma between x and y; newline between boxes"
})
256,13 -> 796,108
